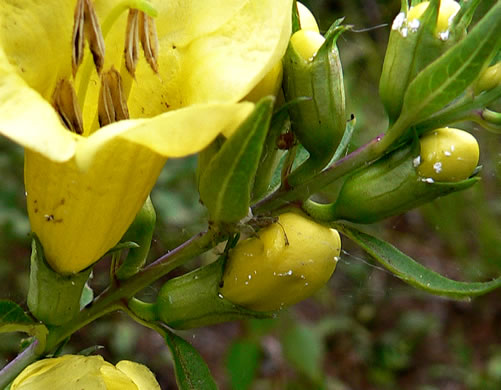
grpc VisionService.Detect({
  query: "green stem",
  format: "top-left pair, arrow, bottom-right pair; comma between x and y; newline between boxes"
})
44,229 -> 221,353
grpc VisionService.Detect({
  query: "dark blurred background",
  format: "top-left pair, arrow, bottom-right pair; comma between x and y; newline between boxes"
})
2,1 -> 501,389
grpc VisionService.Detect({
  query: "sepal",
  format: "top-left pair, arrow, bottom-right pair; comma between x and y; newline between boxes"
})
27,237 -> 91,326
129,257 -> 271,330
283,20 -> 347,186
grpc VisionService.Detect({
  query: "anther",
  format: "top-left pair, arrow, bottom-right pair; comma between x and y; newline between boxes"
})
124,9 -> 140,77
72,0 -> 106,77
139,12 -> 159,73
98,67 -> 130,127
52,79 -> 84,134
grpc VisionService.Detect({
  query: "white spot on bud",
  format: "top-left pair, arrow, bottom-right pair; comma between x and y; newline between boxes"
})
433,162 -> 442,173
401,27 -> 408,38
421,177 -> 435,183
408,19 -> 420,32
444,150 -> 452,156
413,156 -> 422,167
392,12 -> 405,30
218,293 -> 224,299
439,30 -> 450,41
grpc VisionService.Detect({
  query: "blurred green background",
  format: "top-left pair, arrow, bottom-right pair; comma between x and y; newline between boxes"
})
2,1 -> 501,389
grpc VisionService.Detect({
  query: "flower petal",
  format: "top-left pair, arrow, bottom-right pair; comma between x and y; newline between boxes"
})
100,364 -> 139,390
0,50 -> 77,162
76,102 -> 254,169
81,0 -> 291,123
26,102 -> 253,273
11,355 -> 106,390
116,360 -> 161,390
180,0 -> 292,104
0,0 -> 75,98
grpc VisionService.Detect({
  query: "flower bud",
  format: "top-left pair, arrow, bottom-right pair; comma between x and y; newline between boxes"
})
313,128 -> 479,223
473,62 -> 501,95
417,127 -> 479,182
407,0 -> 460,38
297,2 -> 320,33
11,355 -> 160,390
283,22 -> 346,185
379,0 -> 464,122
220,212 -> 341,311
116,196 -> 156,280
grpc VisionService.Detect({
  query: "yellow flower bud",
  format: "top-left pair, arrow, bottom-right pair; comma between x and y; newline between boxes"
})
297,2 -> 320,33
473,62 -> 501,94
407,0 -> 460,37
289,29 -> 326,61
417,127 -> 479,182
11,355 -> 160,390
220,212 -> 341,312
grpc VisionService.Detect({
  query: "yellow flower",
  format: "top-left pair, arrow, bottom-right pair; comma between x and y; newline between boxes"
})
0,0 -> 291,273
220,212 -> 341,312
11,355 -> 160,390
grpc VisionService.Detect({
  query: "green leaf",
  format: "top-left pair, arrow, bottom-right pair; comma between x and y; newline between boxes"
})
398,2 -> 501,126
226,340 -> 261,390
199,97 -> 274,223
339,225 -> 501,300
282,323 -> 324,384
0,300 -> 48,354
164,329 -> 218,390
0,300 -> 33,325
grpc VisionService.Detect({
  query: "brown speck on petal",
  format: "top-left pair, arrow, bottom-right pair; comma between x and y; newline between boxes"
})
124,9 -> 140,77
98,67 -> 130,127
53,79 -> 84,134
139,12 -> 159,73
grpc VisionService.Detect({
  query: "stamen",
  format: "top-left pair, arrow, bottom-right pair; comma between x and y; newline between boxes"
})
53,79 -> 84,135
84,0 -> 106,74
139,12 -> 159,73
72,0 -> 105,77
98,67 -> 130,127
124,9 -> 140,77
72,0 -> 85,77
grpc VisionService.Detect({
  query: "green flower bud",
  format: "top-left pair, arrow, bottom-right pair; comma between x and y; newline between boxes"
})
379,0 -> 465,122
220,212 -> 341,311
283,21 -> 346,186
307,128 -> 479,223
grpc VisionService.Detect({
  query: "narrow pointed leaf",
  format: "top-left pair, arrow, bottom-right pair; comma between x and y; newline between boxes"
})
200,97 -> 274,223
339,225 -> 501,300
398,2 -> 501,125
0,300 -> 48,353
164,329 -> 218,390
